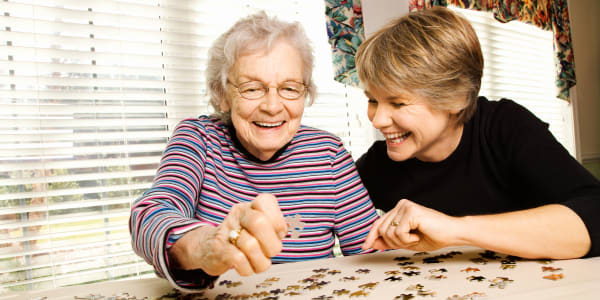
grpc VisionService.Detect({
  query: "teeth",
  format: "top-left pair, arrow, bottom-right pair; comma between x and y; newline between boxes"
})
255,121 -> 284,128
384,132 -> 410,143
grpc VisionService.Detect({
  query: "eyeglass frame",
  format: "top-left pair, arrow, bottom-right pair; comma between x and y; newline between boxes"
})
226,80 -> 307,100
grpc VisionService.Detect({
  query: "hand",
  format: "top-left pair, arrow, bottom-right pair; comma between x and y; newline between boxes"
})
168,193 -> 288,276
362,199 -> 463,252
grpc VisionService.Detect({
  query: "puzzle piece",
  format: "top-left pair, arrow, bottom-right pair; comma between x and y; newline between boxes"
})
350,290 -> 370,297
285,214 -> 305,239
333,289 -> 350,296
358,282 -> 379,289
466,275 -> 486,282
543,273 -> 564,280
489,276 -> 513,289
461,267 -> 480,272
385,276 -> 403,281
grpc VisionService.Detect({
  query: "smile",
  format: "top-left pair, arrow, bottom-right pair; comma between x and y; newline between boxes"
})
254,121 -> 285,128
383,131 -> 411,143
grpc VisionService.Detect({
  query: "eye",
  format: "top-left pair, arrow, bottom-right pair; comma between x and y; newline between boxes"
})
391,102 -> 406,108
367,98 -> 378,104
281,86 -> 299,93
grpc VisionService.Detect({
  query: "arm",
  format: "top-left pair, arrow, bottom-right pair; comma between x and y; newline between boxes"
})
459,203 -> 590,258
332,144 -> 379,255
130,121 -> 287,290
363,199 -> 590,259
363,100 -> 599,259
130,121 -> 215,289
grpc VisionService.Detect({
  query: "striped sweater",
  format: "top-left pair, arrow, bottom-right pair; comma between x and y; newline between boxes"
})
129,116 -> 378,290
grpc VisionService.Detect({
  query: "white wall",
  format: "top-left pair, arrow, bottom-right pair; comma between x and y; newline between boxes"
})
568,0 -> 600,163
362,0 -> 409,38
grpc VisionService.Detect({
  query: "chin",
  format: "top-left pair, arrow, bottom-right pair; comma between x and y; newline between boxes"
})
386,150 -> 412,162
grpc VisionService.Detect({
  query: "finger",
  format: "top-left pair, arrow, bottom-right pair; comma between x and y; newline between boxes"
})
362,217 -> 384,249
251,193 -> 287,239
378,210 -> 400,243
239,208 -> 283,257
229,247 -> 254,276
395,213 -> 421,245
370,237 -> 393,250
234,229 -> 273,273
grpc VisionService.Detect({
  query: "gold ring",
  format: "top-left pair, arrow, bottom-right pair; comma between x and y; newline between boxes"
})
391,220 -> 399,227
229,228 -> 243,246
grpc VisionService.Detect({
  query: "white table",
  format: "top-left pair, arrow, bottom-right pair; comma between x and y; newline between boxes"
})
3,246 -> 600,299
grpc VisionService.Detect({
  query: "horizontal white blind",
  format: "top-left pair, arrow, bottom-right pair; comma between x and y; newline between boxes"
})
0,0 -> 371,293
450,7 -> 575,155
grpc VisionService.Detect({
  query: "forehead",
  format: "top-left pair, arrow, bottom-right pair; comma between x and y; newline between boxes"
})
364,84 -> 412,99
232,40 -> 303,81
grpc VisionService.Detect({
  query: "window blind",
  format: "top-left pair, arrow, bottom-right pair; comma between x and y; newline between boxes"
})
0,0 -> 372,292
449,7 -> 575,155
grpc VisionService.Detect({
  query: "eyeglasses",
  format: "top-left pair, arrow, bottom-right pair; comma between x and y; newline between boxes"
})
227,80 -> 306,100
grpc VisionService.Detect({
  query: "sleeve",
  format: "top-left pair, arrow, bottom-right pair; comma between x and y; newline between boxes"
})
331,141 -> 379,255
490,100 -> 600,257
129,120 -> 218,290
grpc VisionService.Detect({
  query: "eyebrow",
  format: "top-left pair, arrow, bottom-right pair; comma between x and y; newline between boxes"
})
364,91 -> 406,101
237,75 -> 303,84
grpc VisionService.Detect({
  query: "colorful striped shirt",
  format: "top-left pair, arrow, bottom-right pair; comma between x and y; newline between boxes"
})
129,116 -> 378,290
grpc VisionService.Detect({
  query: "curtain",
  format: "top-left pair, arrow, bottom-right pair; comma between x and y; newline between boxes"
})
324,0 -> 364,86
409,0 -> 575,101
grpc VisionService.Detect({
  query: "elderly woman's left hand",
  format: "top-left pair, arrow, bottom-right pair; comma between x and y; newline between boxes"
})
167,193 -> 288,276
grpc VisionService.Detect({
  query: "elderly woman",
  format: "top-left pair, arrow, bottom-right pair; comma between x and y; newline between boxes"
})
356,7 -> 600,259
129,12 -> 378,291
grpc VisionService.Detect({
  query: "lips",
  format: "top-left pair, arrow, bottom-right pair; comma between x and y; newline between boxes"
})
383,131 -> 411,143
254,121 -> 285,128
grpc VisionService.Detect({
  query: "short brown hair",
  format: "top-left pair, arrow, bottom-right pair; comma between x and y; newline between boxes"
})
356,7 -> 483,123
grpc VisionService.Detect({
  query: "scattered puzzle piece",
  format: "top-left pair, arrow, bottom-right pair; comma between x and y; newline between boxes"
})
403,271 -> 421,276
358,282 -> 379,289
467,275 -> 486,282
333,289 -> 350,296
350,290 -> 370,297
285,214 -> 305,239
461,267 -> 480,272
543,273 -> 564,280
385,276 -> 403,281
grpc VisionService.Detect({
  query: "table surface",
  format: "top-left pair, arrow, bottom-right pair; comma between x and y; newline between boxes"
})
3,246 -> 600,300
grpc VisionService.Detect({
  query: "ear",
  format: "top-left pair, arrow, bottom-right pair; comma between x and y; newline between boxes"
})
220,97 -> 231,112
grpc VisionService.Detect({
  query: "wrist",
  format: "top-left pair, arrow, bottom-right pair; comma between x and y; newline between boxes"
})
451,215 -> 473,246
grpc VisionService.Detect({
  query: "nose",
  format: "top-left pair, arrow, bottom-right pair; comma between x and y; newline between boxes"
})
369,103 -> 392,129
260,87 -> 284,114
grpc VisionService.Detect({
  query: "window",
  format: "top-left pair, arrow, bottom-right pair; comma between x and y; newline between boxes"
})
449,7 -> 575,155
0,0 -> 372,292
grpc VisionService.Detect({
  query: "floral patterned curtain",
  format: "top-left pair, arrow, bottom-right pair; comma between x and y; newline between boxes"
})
325,0 -> 364,86
408,0 -> 575,101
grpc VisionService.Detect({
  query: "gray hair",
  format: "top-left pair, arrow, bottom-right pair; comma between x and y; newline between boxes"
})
206,11 -> 316,123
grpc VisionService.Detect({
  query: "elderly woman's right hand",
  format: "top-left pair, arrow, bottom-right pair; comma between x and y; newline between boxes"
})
167,193 -> 288,276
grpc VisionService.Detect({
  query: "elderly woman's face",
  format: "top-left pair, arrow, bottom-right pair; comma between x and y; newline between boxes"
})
221,40 -> 305,161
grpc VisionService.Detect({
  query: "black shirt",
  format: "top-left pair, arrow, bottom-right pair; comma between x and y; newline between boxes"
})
356,97 -> 600,256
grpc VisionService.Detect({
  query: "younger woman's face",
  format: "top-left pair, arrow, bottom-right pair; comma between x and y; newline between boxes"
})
364,86 -> 464,162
